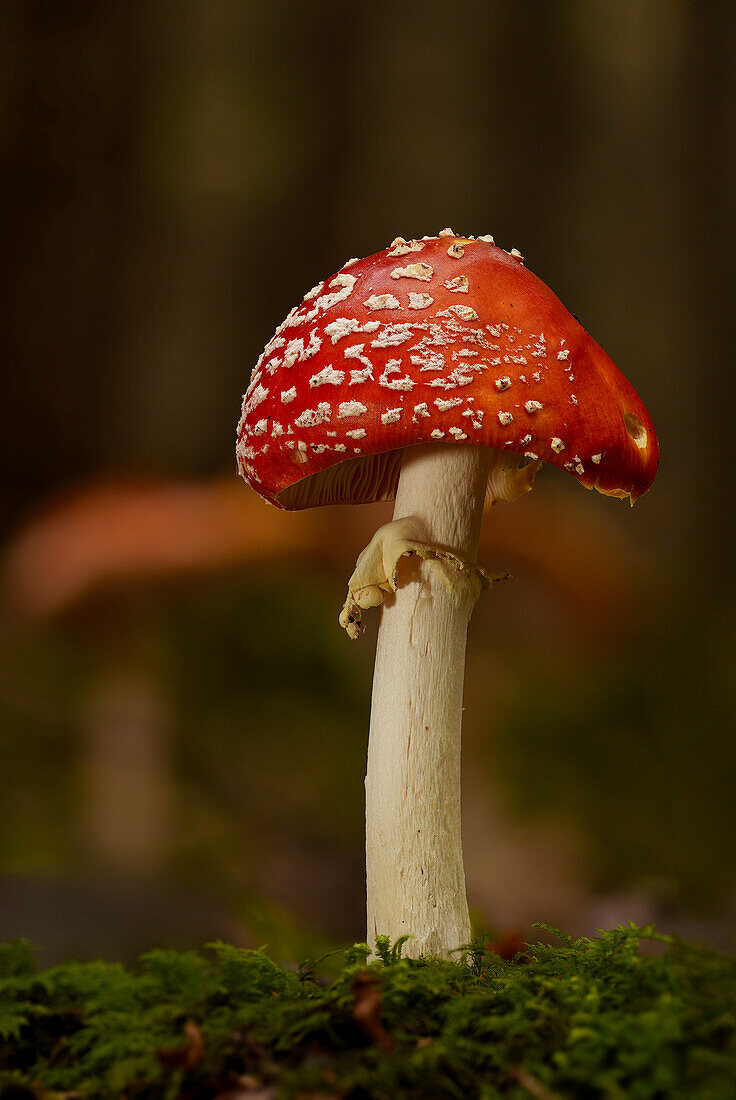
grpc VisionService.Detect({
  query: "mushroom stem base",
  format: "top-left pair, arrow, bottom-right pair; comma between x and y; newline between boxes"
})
364,443 -> 494,959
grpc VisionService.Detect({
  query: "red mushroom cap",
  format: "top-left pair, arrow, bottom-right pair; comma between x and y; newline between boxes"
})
236,232 -> 659,509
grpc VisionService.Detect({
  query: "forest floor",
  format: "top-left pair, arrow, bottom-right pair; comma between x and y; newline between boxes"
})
0,924 -> 734,1098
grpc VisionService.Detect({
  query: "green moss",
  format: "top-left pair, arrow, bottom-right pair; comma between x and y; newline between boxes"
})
0,925 -> 734,1098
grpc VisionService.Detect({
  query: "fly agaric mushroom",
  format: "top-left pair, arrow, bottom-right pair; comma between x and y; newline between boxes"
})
236,230 -> 658,958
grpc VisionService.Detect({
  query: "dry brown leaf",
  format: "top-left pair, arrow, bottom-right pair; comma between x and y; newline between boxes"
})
350,972 -> 394,1054
155,1019 -> 205,1071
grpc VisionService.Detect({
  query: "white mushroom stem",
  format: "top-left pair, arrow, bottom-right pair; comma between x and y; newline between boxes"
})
340,444 -> 537,957
364,443 -> 494,958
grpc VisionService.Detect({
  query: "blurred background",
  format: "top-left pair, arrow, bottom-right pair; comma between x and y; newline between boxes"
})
1,0 -> 735,964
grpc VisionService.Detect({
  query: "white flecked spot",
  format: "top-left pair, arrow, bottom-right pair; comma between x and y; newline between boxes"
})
344,343 -> 376,379
440,304 -> 478,322
279,312 -> 307,335
379,359 -> 414,391
447,241 -> 465,258
281,387 -> 297,404
284,338 -> 306,366
302,332 -> 322,359
408,292 -> 434,310
371,324 -> 413,348
520,433 -> 532,445
388,237 -> 425,257
278,305 -> 303,332
495,377 -> 512,391
423,326 -> 455,347
498,411 -> 514,425
557,349 -> 570,360
435,397 -> 463,411
525,400 -> 543,413
382,377 -> 414,392
431,429 -> 445,439
438,228 -> 455,237
478,234 -> 495,243
565,456 -> 585,475
295,403 -> 331,428
325,317 -> 362,343
338,401 -> 368,418
364,294 -> 400,311
342,257 -> 360,268
390,262 -> 434,282
346,428 -> 366,439
254,418 -> 268,435
449,427 -> 467,439
349,367 -> 373,385
524,451 -> 539,459
310,365 -> 345,387
509,248 -> 524,262
334,443 -> 347,451
311,443 -> 329,454
570,395 -> 578,405
314,272 -> 356,312
343,343 -> 367,360
381,408 -> 402,425
591,453 -> 603,464
448,368 -> 474,385
413,403 -> 430,421
244,383 -> 269,412
363,320 -> 380,332
551,437 -> 565,453
425,366 -> 475,389
411,350 -> 446,372
303,282 -> 325,301
444,275 -> 469,293
272,422 -> 284,437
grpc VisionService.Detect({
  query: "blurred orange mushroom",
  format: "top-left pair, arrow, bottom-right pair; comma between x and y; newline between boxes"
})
3,474 -> 652,645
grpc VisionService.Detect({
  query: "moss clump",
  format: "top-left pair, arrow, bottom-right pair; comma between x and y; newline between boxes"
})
0,924 -> 734,1098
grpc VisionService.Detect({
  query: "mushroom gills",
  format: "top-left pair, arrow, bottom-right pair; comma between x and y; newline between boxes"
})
279,446 -> 540,512
278,449 -> 403,509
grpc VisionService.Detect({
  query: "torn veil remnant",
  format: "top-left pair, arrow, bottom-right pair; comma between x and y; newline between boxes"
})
236,231 -> 659,959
